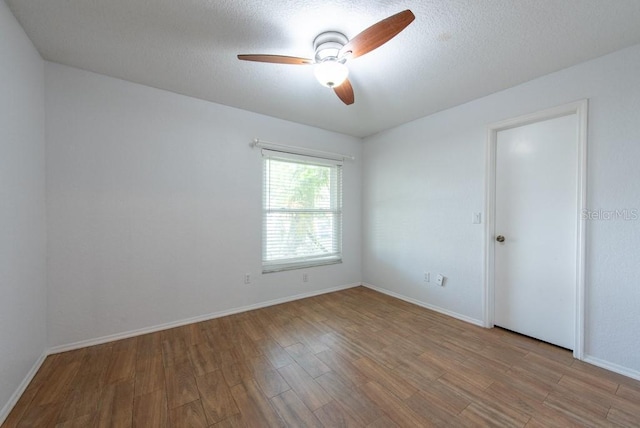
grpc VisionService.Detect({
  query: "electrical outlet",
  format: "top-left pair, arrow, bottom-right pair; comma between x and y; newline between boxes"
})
303,273 -> 309,283
244,273 -> 251,284
436,274 -> 445,287
424,272 -> 430,283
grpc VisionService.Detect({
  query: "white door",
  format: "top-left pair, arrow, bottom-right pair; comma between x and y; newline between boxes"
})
494,114 -> 577,349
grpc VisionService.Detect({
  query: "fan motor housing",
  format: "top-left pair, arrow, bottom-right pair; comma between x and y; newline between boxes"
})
313,31 -> 348,62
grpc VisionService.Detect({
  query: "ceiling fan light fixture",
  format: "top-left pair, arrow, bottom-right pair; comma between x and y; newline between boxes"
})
238,10 -> 415,104
314,60 -> 349,88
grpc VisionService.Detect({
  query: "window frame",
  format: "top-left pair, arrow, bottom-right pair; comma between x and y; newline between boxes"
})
261,149 -> 343,273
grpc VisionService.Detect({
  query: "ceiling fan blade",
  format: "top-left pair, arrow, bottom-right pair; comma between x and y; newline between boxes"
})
237,54 -> 313,65
339,9 -> 415,60
334,79 -> 354,105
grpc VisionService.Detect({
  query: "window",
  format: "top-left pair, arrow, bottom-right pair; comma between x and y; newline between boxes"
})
262,150 -> 342,272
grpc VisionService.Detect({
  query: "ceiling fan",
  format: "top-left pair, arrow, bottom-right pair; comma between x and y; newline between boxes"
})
237,10 -> 415,106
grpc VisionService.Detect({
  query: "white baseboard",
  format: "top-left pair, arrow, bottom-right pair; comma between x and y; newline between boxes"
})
48,282 -> 361,354
583,355 -> 640,382
0,351 -> 47,426
362,282 -> 484,327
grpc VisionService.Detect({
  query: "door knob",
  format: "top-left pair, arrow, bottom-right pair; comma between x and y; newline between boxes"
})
496,235 -> 505,243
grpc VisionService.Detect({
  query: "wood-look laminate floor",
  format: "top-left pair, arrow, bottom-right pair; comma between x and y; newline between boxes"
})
4,287 -> 640,427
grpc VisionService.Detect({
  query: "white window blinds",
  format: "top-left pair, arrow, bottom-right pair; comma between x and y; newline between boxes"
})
262,150 -> 343,272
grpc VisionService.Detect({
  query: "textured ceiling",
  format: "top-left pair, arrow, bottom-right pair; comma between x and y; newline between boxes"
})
7,0 -> 640,137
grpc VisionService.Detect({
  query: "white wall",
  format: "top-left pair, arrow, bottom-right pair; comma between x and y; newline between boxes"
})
363,44 -> 640,375
45,63 -> 362,348
0,0 -> 47,420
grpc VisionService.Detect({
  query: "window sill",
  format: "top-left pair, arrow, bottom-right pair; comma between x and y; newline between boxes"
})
262,259 -> 342,274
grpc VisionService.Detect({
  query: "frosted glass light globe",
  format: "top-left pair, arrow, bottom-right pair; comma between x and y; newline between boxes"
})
314,60 -> 349,88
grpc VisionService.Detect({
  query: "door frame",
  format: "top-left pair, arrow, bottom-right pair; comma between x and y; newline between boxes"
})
483,100 -> 588,359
